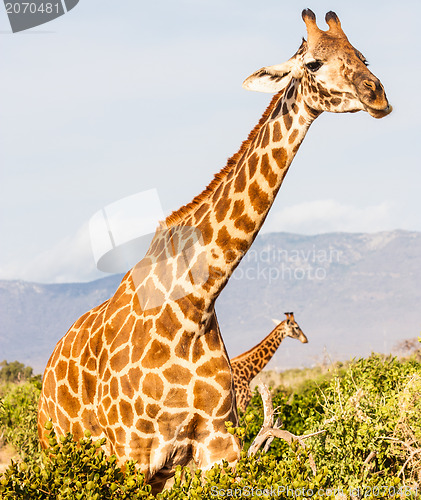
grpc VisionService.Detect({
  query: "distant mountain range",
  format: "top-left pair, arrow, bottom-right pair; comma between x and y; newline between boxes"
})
0,230 -> 420,375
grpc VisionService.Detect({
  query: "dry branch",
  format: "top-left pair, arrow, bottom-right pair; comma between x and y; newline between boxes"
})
247,384 -> 326,475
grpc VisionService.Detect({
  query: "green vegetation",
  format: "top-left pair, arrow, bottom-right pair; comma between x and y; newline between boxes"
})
0,429 -> 154,499
307,356 -> 421,488
0,427 -> 333,499
0,353 -> 420,498
242,354 -> 421,493
0,376 -> 41,465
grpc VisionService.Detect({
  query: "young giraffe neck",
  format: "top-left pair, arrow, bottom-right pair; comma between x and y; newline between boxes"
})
159,78 -> 319,308
233,323 -> 288,380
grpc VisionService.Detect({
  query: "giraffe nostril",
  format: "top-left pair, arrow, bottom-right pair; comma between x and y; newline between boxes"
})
363,80 -> 377,92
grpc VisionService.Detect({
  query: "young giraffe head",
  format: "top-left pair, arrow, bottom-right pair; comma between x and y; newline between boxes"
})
275,312 -> 308,343
243,9 -> 391,119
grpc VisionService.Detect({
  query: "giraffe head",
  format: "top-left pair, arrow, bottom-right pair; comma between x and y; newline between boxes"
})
272,312 -> 308,343
243,9 -> 391,119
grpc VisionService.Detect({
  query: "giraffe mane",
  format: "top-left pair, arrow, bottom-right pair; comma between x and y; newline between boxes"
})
163,90 -> 285,227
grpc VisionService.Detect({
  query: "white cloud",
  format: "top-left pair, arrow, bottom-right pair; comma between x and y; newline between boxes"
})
0,224 -> 103,284
263,199 -> 399,235
0,200 -> 164,283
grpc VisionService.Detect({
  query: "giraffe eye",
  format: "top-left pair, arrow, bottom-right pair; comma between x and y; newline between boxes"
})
305,60 -> 323,72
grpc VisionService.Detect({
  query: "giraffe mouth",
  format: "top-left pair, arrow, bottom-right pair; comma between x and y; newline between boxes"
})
365,103 -> 393,119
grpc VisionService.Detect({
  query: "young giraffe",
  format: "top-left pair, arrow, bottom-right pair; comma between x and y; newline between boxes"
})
38,9 -> 391,493
231,312 -> 308,412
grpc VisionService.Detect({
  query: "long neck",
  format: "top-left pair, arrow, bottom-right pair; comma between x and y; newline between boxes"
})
232,324 -> 286,381
144,80 -> 318,310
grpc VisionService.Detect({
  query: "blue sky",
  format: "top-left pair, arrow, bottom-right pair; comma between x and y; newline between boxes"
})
0,1 -> 419,283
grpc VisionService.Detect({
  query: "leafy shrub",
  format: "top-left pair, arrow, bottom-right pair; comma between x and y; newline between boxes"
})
241,353 -> 420,493
0,426 -> 334,500
0,429 -> 153,499
0,425 -> 408,499
162,446 -> 333,500
1,354 -> 420,497
0,378 -> 41,464
306,355 -> 421,489
386,372 -> 421,485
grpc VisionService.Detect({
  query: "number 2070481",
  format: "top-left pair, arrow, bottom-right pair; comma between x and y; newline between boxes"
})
5,3 -> 60,14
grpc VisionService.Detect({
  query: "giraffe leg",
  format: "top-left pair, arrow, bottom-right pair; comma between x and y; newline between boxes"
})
149,476 -> 168,496
148,445 -> 194,494
235,379 -> 253,413
243,387 -> 253,412
193,433 -> 241,473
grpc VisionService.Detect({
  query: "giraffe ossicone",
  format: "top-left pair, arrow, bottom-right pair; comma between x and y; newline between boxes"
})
38,9 -> 391,493
231,313 -> 308,412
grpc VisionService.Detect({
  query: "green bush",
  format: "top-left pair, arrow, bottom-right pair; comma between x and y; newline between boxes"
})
0,354 -> 420,498
306,355 -> 421,489
0,426 -> 408,500
240,353 -> 421,493
0,427 -> 333,500
0,429 -> 153,499
162,446 -> 332,500
0,378 -> 41,464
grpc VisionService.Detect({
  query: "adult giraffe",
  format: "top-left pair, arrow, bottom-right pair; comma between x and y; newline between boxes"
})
38,9 -> 391,493
231,313 -> 308,412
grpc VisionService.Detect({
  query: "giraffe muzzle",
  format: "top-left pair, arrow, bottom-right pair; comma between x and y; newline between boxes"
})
300,333 -> 309,344
365,102 -> 393,119
358,77 -> 392,119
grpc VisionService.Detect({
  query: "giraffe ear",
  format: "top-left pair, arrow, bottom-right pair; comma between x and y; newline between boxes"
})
242,59 -> 303,93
